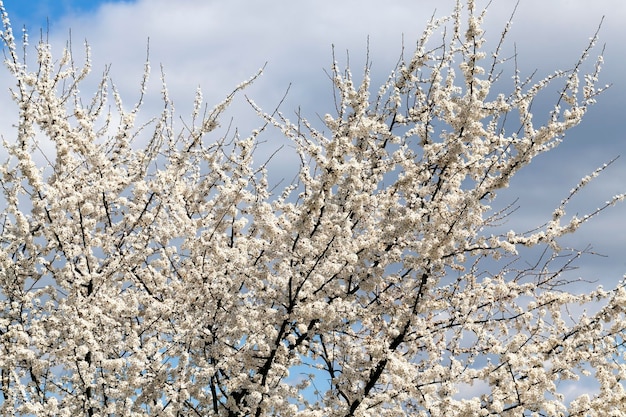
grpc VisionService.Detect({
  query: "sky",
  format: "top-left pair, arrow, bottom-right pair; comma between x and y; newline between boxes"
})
0,0 -> 625,406
1,0 -> 624,283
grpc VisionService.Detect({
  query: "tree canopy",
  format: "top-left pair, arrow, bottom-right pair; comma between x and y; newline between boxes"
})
0,0 -> 624,415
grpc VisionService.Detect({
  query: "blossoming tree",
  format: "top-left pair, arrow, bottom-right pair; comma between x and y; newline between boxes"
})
0,1 -> 624,416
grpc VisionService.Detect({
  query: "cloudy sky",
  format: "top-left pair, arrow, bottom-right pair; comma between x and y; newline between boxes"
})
0,0 -> 624,406
1,0 -> 625,285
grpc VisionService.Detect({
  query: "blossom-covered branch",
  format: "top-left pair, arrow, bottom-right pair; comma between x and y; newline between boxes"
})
0,0 -> 624,416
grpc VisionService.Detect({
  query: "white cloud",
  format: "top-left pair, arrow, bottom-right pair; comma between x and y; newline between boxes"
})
2,0 -> 625,281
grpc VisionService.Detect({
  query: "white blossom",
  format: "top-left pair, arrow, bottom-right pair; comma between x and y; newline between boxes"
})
0,0 -> 624,416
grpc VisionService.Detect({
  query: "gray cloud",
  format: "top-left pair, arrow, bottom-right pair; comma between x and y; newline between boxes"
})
3,0 -> 625,284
